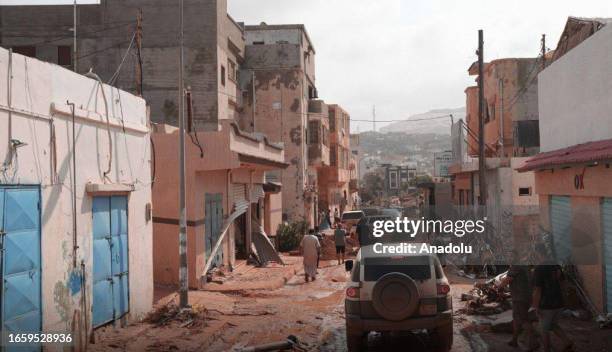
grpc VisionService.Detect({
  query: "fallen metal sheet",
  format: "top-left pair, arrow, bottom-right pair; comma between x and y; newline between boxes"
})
252,225 -> 284,266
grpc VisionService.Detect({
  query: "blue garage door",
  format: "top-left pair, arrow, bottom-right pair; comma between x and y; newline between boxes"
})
0,186 -> 42,346
550,196 -> 572,264
205,193 -> 224,269
92,196 -> 129,328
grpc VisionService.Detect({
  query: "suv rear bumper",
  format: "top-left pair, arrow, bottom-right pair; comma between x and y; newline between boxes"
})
346,310 -> 452,334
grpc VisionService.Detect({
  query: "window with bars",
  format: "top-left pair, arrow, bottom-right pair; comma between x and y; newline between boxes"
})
308,120 -> 320,144
228,59 -> 237,82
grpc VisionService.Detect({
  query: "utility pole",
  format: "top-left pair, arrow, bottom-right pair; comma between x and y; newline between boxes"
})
477,29 -> 487,206
73,0 -> 77,72
135,9 -> 144,96
372,105 -> 376,133
178,0 -> 189,309
541,34 -> 546,70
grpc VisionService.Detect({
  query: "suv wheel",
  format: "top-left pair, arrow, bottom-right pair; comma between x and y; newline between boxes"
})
431,323 -> 453,352
346,331 -> 365,352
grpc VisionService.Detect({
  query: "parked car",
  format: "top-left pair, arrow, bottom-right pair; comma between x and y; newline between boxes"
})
344,246 -> 453,351
341,210 -> 365,230
361,208 -> 380,217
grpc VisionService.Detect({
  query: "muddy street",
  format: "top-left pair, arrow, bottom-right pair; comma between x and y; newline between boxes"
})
89,257 -> 478,352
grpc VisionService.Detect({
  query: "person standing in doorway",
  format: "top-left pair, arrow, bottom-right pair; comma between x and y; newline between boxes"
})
334,222 -> 347,265
532,243 -> 573,352
301,230 -> 321,282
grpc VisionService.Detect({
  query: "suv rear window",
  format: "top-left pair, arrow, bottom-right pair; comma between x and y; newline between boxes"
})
363,256 -> 431,281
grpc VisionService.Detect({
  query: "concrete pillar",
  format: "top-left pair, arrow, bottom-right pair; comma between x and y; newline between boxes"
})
246,171 -> 253,256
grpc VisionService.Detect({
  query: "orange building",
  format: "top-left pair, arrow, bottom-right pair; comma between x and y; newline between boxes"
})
318,104 -> 353,216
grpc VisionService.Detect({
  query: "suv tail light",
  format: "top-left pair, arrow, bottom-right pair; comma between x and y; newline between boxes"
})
346,287 -> 359,298
437,283 -> 450,295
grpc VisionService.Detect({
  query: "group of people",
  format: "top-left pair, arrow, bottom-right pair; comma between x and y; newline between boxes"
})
319,207 -> 340,230
300,220 -> 349,282
497,244 -> 574,352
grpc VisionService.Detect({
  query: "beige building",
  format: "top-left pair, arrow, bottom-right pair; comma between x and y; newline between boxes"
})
152,121 -> 286,288
148,6 -> 288,288
238,23 -> 319,225
0,47 -> 152,342
318,104 -> 353,216
520,18 -> 612,313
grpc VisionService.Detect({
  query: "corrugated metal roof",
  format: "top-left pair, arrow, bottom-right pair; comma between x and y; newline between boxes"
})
517,139 -> 612,172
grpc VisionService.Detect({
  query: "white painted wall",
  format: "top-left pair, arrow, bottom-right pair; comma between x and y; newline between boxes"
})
0,47 -> 152,339
538,24 -> 612,152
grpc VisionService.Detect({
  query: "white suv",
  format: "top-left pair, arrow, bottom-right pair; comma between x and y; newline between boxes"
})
344,245 -> 453,351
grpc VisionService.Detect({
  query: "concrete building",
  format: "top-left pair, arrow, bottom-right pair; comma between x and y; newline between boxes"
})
0,0 -> 242,129
318,104 -> 353,215
519,18 -> 612,313
449,55 -> 541,246
306,99 -> 330,223
381,164 -> 417,198
151,121 -> 286,288
349,133 -> 361,207
238,23 -> 319,224
0,1 -> 291,286
0,47 -> 152,343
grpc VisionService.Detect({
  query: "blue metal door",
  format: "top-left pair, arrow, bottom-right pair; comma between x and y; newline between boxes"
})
205,194 -> 223,269
0,186 -> 42,342
92,196 -> 129,328
550,196 -> 572,264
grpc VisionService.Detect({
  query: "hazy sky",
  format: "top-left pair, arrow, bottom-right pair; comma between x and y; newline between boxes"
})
3,0 -> 612,131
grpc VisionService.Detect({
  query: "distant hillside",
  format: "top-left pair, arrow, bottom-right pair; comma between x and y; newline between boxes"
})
379,107 -> 465,135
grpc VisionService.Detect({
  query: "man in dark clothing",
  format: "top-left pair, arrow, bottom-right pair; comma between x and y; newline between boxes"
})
499,264 -> 536,349
532,244 -> 573,352
356,217 -> 370,247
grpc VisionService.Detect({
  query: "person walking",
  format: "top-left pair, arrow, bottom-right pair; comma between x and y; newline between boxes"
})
314,226 -> 322,268
300,230 -> 320,282
532,243 -> 573,352
334,222 -> 347,265
498,259 -> 537,350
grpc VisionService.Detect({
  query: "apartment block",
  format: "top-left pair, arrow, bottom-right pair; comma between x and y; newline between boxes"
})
0,0 -> 241,130
239,23 -> 318,224
318,104 -> 353,216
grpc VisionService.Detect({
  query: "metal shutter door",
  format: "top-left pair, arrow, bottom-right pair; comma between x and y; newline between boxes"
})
250,184 -> 265,203
550,196 -> 572,264
1,187 -> 42,342
602,198 -> 612,313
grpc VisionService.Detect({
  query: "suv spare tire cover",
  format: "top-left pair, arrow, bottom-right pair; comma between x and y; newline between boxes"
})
371,272 -> 420,321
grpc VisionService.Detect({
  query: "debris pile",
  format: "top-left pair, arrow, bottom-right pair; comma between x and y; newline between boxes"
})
145,303 -> 209,328
461,272 -> 511,316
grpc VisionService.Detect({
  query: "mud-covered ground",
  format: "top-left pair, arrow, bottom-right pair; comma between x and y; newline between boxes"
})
88,258 -> 610,352
88,258 -> 476,352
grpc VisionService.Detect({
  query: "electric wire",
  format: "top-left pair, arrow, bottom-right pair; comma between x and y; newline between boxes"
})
108,31 -> 137,85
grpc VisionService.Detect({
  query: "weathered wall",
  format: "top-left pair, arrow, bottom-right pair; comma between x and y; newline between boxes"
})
539,23 -> 612,152
241,66 -> 309,222
0,0 -> 238,130
0,48 -> 152,337
535,164 -> 611,312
